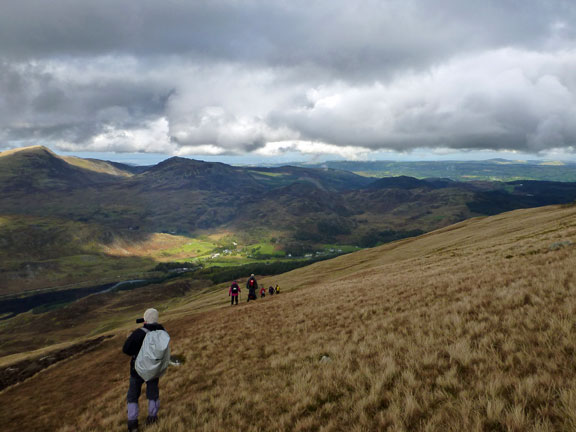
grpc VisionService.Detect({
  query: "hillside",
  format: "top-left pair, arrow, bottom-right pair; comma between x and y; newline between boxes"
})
1,204 -> 576,431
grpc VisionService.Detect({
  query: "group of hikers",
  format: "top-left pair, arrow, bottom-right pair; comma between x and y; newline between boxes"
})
228,274 -> 280,305
122,274 -> 281,431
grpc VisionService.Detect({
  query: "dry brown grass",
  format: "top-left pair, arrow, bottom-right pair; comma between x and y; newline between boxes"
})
2,205 -> 576,431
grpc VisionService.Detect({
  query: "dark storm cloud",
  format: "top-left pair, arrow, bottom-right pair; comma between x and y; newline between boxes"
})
1,0 -> 573,73
0,60 -> 172,148
1,0 -> 576,155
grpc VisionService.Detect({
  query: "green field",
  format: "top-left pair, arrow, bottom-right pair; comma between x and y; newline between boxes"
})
319,244 -> 361,253
157,237 -> 218,259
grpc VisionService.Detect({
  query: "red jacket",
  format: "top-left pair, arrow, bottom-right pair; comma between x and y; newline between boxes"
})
229,283 -> 240,297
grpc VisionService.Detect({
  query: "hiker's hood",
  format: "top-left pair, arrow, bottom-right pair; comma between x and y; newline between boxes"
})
144,308 -> 159,323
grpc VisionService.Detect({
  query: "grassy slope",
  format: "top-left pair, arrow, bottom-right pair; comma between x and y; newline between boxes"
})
1,205 -> 576,431
60,155 -> 134,177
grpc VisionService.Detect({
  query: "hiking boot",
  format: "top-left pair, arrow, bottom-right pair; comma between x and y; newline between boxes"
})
127,419 -> 139,432
146,416 -> 158,425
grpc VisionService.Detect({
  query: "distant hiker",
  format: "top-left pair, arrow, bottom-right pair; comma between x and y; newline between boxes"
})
268,285 -> 275,296
247,274 -> 258,302
260,286 -> 266,298
123,308 -> 171,432
275,284 -> 280,294
229,281 -> 240,305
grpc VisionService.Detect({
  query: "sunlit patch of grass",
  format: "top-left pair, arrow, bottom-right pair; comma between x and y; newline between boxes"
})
156,237 -> 217,259
246,241 -> 285,257
319,244 -> 360,253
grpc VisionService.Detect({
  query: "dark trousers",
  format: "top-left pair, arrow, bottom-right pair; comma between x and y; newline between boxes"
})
127,375 -> 159,403
127,375 -> 160,421
231,295 -> 238,305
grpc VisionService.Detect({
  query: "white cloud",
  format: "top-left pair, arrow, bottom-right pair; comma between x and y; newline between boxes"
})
277,48 -> 576,153
54,117 -> 172,153
256,141 -> 371,160
3,48 -> 576,157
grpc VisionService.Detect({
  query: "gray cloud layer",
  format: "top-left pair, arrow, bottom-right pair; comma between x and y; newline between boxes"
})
1,0 -> 576,157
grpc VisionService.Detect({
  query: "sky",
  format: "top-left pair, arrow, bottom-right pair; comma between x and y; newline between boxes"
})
1,0 -> 576,164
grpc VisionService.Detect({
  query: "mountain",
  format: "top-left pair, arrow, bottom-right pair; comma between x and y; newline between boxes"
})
0,146 -> 124,193
2,203 -> 576,431
136,156 -> 264,192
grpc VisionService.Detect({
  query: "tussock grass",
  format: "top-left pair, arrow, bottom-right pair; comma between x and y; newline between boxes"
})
2,205 -> 576,431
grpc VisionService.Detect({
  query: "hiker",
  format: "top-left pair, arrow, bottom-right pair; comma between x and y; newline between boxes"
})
275,284 -> 280,294
268,285 -> 275,296
260,285 -> 266,298
229,281 -> 240,305
123,308 -> 171,432
246,274 -> 258,302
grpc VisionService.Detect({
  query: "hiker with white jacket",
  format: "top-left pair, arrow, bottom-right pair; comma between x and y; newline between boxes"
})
122,308 -> 170,432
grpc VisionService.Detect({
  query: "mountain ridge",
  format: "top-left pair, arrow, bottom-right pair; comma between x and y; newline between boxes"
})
2,145 -> 576,249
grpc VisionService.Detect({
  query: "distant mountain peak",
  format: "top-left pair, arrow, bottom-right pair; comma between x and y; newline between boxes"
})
0,145 -> 56,158
152,156 -> 223,169
0,145 -> 125,193
160,156 -> 190,164
146,156 -> 229,175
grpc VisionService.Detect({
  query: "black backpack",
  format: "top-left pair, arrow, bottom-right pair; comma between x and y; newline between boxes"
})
231,285 -> 238,294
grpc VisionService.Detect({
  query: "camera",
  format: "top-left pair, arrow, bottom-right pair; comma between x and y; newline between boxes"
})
136,318 -> 144,323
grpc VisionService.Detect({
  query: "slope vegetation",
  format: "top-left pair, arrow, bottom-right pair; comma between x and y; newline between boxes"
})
1,204 -> 576,431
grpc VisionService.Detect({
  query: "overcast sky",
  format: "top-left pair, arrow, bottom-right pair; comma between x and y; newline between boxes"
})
1,0 -> 576,162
